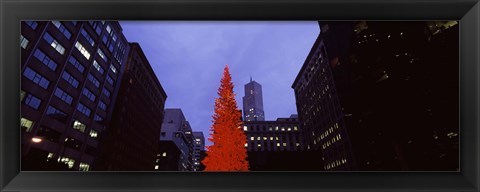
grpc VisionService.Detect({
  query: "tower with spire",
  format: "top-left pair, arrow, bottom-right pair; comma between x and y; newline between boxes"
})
242,77 -> 265,121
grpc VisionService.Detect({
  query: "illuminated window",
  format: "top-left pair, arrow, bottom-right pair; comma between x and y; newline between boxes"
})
21,117 -> 34,132
244,143 -> 248,147
283,143 -> 287,147
155,165 -> 159,170
75,41 -> 91,60
58,156 -> 75,169
73,120 -> 86,132
110,65 -> 117,74
276,143 -> 280,147
257,144 -> 261,147
162,152 -> 167,157
287,128 -> 291,131
294,126 -> 298,131
93,60 -> 104,74
243,126 -> 248,131
43,32 -> 65,55
89,130 -> 98,138
79,162 -> 90,171
270,137 -> 273,141
263,137 -> 267,140
97,49 -> 107,62
250,137 -> 254,141
20,35 -> 29,49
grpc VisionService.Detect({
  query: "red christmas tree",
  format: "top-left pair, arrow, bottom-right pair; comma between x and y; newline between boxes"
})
202,65 -> 249,171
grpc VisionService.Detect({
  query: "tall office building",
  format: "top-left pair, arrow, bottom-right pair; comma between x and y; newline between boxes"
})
242,78 -> 265,121
292,34 -> 355,171
158,109 -> 194,171
319,21 -> 459,171
20,21 -> 129,171
192,131 -> 205,171
93,43 -> 167,171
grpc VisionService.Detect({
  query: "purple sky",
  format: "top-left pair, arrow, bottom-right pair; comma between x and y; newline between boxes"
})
119,21 -> 319,146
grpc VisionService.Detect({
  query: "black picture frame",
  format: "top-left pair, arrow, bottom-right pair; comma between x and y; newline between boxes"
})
1,0 -> 479,191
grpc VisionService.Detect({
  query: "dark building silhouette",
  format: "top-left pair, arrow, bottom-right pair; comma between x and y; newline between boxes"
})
93,43 -> 167,171
318,21 -> 459,171
155,141 -> 181,171
243,78 -> 265,121
21,21 -> 129,171
292,34 -> 356,171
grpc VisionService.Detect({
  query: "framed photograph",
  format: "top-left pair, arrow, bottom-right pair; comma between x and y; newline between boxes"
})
1,0 -> 479,191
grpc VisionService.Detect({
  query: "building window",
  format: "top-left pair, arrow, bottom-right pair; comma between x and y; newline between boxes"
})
87,73 -> 100,88
98,101 -> 107,111
72,120 -> 86,132
76,103 -> 91,117
82,88 -> 96,102
94,114 -> 103,122
21,117 -> 34,132
97,49 -> 107,62
68,56 -> 85,74
89,130 -> 98,138
33,49 -> 57,71
93,60 -> 104,75
57,156 -> 75,168
162,152 -> 167,157
25,21 -> 38,30
62,71 -> 79,88
80,28 -> 95,46
79,162 -> 90,171
51,21 -> 72,39
43,32 -> 65,55
24,93 -> 42,109
23,67 -> 49,89
54,88 -> 73,105
106,75 -> 114,86
20,35 -> 29,49
110,65 -> 117,74
46,105 -> 68,123
75,41 -> 91,60
102,88 -> 110,98
88,21 -> 103,35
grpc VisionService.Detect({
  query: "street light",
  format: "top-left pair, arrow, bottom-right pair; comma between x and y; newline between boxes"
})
31,137 -> 42,143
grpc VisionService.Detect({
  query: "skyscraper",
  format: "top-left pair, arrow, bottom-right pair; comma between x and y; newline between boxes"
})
242,77 -> 265,121
292,34 -> 356,171
20,21 -> 129,171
